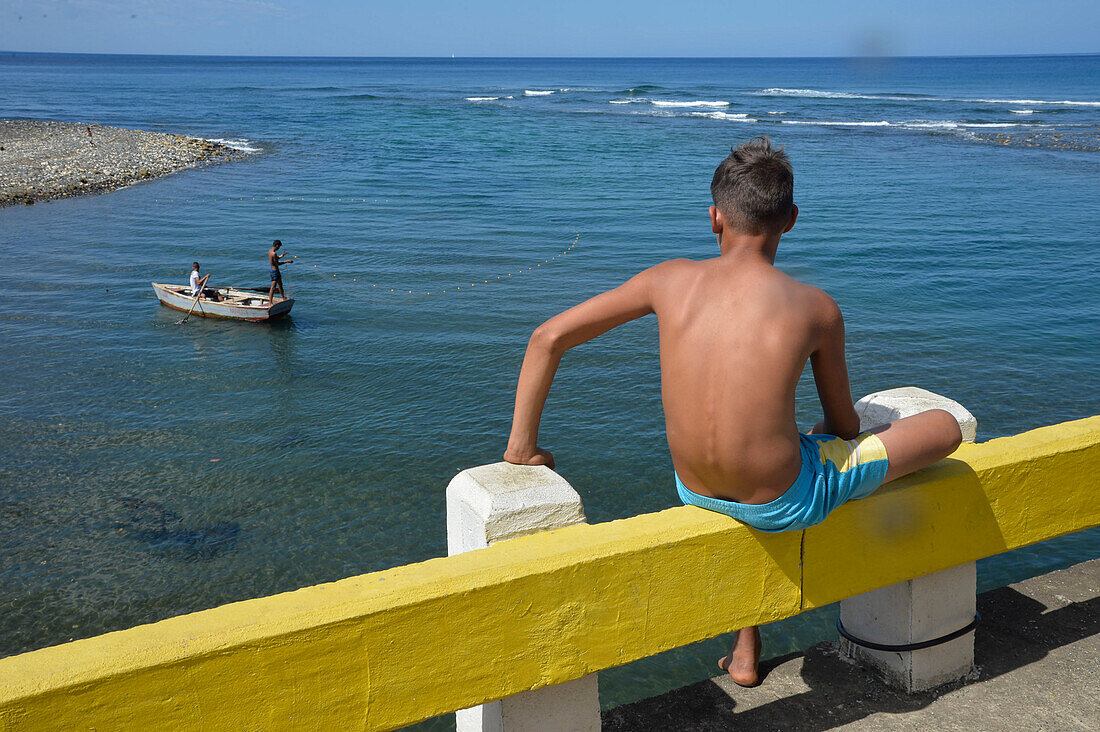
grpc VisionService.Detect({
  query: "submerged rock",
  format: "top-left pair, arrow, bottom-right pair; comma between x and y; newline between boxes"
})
114,496 -> 242,561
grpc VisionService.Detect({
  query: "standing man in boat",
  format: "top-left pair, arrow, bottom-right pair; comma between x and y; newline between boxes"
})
268,239 -> 293,304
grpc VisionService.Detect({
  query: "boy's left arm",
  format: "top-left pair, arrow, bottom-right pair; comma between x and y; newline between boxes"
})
503,264 -> 671,467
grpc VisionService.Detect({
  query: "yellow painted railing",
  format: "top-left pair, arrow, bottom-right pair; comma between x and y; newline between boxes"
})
1,416 -> 1097,731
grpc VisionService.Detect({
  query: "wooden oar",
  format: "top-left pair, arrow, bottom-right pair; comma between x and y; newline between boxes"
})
177,274 -> 210,324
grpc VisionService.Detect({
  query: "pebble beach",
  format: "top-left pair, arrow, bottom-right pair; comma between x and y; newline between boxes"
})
0,120 -> 242,206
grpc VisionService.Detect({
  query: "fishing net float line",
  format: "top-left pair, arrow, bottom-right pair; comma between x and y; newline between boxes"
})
293,233 -> 580,296
151,196 -> 399,204
144,195 -> 582,296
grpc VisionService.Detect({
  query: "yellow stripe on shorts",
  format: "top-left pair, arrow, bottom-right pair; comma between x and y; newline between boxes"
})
817,432 -> 889,473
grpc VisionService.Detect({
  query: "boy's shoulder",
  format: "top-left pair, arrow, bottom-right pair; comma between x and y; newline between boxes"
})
785,276 -> 843,328
648,257 -> 700,274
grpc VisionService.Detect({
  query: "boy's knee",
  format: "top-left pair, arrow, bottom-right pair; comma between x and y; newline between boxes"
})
928,409 -> 963,452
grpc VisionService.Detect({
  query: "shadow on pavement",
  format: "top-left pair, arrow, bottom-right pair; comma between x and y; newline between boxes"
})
602,573 -> 1099,731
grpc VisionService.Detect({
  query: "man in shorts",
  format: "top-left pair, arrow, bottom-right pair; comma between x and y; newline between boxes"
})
268,239 -> 293,304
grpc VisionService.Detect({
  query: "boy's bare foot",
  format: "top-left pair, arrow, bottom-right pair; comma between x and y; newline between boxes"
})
718,626 -> 761,687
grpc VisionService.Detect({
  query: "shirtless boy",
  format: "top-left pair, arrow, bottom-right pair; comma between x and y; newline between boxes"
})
503,137 -> 962,687
267,239 -> 293,304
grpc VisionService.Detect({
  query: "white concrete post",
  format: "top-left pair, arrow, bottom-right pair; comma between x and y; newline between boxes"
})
839,387 -> 979,692
446,462 -> 601,732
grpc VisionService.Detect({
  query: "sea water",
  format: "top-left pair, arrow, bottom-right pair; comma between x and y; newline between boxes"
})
1,53 -> 1098,721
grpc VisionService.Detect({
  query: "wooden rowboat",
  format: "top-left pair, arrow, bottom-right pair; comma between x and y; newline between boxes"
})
151,283 -> 294,321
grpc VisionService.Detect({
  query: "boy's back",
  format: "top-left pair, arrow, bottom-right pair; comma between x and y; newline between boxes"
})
653,255 -> 837,504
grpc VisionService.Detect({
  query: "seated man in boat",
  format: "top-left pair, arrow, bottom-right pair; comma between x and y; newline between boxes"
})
189,262 -> 204,296
268,239 -> 294,304
189,262 -> 221,301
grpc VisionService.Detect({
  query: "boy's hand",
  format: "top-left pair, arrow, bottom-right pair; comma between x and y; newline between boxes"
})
503,446 -> 555,469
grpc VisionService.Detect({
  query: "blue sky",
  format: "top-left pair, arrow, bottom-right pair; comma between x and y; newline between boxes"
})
1,0 -> 1097,57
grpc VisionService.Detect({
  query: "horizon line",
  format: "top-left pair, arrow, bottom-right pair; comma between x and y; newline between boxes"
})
1,50 -> 1098,61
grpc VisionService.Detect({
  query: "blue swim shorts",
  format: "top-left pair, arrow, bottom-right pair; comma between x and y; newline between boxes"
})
676,432 -> 890,533
271,268 -> 282,282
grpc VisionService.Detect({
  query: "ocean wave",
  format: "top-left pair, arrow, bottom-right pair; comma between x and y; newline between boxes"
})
771,119 -> 1033,130
609,98 -> 648,104
615,85 -> 664,94
904,121 -> 1031,129
524,90 -> 555,96
760,88 -> 870,99
205,137 -> 261,153
1010,109 -> 1035,114
651,100 -> 729,108
466,96 -> 499,102
756,87 -> 1100,107
900,121 -> 961,129
778,120 -> 892,126
335,93 -> 383,100
968,97 -> 1100,107
691,111 -> 757,122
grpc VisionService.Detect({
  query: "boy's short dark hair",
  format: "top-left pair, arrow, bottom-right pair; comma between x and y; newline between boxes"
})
710,137 -> 794,235
192,261 -> 200,269
273,239 -> 282,247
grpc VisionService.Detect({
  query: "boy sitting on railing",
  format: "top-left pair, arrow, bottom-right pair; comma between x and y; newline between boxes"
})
503,136 -> 962,686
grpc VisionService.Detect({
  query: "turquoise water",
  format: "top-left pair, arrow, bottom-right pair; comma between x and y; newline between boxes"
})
1,53 -> 1098,720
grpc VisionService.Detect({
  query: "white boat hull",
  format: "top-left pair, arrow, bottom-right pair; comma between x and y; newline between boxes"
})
152,283 -> 294,321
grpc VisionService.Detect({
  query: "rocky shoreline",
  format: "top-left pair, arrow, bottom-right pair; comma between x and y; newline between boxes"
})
0,120 -> 249,207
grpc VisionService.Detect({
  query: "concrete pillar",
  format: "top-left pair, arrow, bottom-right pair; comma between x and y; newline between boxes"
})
839,387 -> 979,692
447,462 -> 601,732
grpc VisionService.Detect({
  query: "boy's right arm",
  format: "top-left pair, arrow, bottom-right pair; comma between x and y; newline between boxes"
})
503,262 -> 678,467
809,296 -> 860,439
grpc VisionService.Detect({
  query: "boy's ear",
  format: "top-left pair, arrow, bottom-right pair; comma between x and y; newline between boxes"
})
783,204 -> 799,234
709,205 -> 723,235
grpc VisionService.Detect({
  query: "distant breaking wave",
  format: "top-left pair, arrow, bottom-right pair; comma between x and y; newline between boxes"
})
610,99 -> 730,108
205,137 -> 261,153
691,111 -> 756,122
759,88 -> 875,100
686,115 -> 1038,131
966,97 -> 1100,107
757,88 -> 1100,107
466,96 -> 500,102
776,120 -> 892,127
615,85 -> 665,94
524,90 -> 556,96
651,100 -> 729,108
773,120 -> 1034,130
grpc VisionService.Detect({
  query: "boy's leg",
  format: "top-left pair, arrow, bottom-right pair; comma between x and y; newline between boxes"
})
866,409 -> 962,483
718,626 -> 761,687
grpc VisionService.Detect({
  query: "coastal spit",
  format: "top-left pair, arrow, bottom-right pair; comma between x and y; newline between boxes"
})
0,120 -> 243,207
